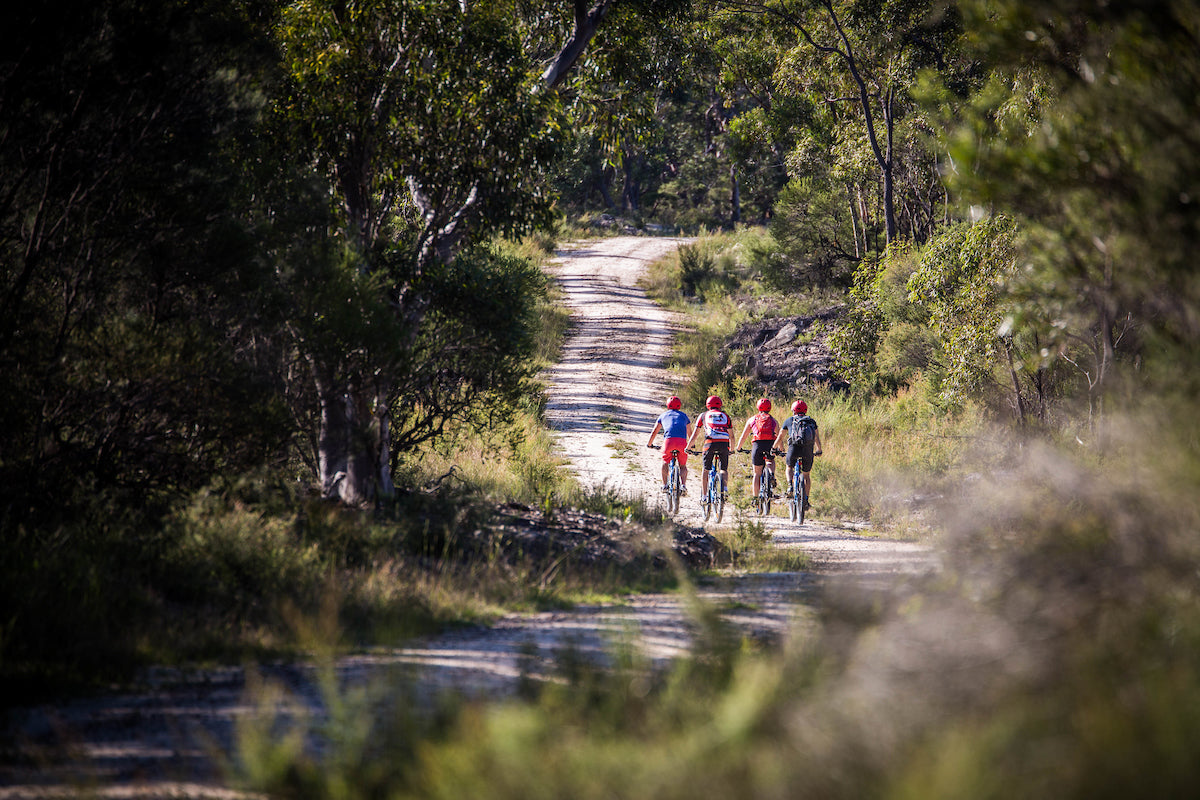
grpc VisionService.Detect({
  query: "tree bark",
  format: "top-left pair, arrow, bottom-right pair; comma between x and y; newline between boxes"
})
730,163 -> 741,224
542,0 -> 620,88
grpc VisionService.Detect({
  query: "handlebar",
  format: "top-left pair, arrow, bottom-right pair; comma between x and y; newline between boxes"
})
647,444 -> 660,449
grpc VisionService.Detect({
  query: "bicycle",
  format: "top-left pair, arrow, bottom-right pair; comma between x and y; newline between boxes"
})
648,444 -> 684,514
688,448 -> 725,523
738,447 -> 780,516
786,448 -> 822,523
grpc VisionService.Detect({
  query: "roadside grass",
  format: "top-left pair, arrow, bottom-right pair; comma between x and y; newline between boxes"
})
705,512 -> 812,572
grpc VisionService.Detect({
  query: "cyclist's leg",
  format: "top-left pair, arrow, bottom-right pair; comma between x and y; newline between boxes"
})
664,438 -> 688,492
751,441 -> 771,496
715,443 -> 730,494
702,445 -> 715,495
801,450 -> 815,506
785,444 -> 800,495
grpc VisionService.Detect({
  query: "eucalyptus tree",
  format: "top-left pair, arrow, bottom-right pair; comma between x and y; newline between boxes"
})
945,0 -> 1200,426
716,0 -> 963,246
547,0 -> 696,217
272,0 -> 691,504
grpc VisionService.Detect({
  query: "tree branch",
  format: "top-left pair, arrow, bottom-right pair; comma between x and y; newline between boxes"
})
542,0 -> 620,88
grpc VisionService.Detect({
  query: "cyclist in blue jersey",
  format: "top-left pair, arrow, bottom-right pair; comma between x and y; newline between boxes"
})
646,395 -> 693,495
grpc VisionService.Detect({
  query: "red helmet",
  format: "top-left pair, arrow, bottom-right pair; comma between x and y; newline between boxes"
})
792,400 -> 807,415
666,395 -> 682,410
756,398 -> 771,412
706,395 -> 723,409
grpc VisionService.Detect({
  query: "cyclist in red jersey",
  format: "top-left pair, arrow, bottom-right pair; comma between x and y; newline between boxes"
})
734,397 -> 780,501
686,394 -> 732,502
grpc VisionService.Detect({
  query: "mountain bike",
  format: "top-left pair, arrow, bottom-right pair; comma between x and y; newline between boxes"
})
788,459 -> 806,523
787,449 -> 822,523
738,448 -> 780,516
649,444 -> 683,514
689,449 -> 725,523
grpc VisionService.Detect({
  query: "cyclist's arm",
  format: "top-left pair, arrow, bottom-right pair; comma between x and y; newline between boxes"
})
814,427 -> 823,455
685,414 -> 703,448
646,421 -> 662,447
772,421 -> 788,451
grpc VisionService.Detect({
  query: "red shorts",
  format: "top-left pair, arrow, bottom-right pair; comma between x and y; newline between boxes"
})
661,437 -> 689,464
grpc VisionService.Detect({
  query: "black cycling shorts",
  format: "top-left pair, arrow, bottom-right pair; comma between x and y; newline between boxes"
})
787,442 -> 815,473
751,440 -> 775,466
703,440 -> 730,471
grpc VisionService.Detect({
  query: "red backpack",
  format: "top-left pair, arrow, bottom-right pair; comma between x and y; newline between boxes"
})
751,412 -> 778,441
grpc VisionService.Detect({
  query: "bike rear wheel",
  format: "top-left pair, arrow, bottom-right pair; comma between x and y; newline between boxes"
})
761,468 -> 774,515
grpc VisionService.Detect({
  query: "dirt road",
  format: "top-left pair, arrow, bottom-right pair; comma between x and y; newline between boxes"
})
542,237 -> 932,568
0,237 -> 933,797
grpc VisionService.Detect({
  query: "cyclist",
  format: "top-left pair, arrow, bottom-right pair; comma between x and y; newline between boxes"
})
685,394 -> 732,502
646,395 -> 692,495
773,400 -> 823,512
734,398 -> 780,501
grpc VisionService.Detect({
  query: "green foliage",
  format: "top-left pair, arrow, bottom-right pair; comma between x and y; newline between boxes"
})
274,0 -> 563,252
770,176 -> 865,289
946,0 -> 1200,411
906,216 -> 1052,418
391,244 -> 550,453
830,241 -> 936,392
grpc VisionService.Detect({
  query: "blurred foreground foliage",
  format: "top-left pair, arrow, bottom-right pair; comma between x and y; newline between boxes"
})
235,421 -> 1200,799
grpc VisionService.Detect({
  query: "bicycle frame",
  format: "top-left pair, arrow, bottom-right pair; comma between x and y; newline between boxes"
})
666,448 -> 683,514
649,443 -> 684,514
790,460 -> 806,523
705,455 -> 724,522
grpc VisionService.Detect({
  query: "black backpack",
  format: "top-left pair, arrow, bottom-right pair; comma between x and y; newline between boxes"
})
788,415 -> 817,447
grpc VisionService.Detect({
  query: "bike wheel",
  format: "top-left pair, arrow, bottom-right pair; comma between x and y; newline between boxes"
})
716,495 -> 725,523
